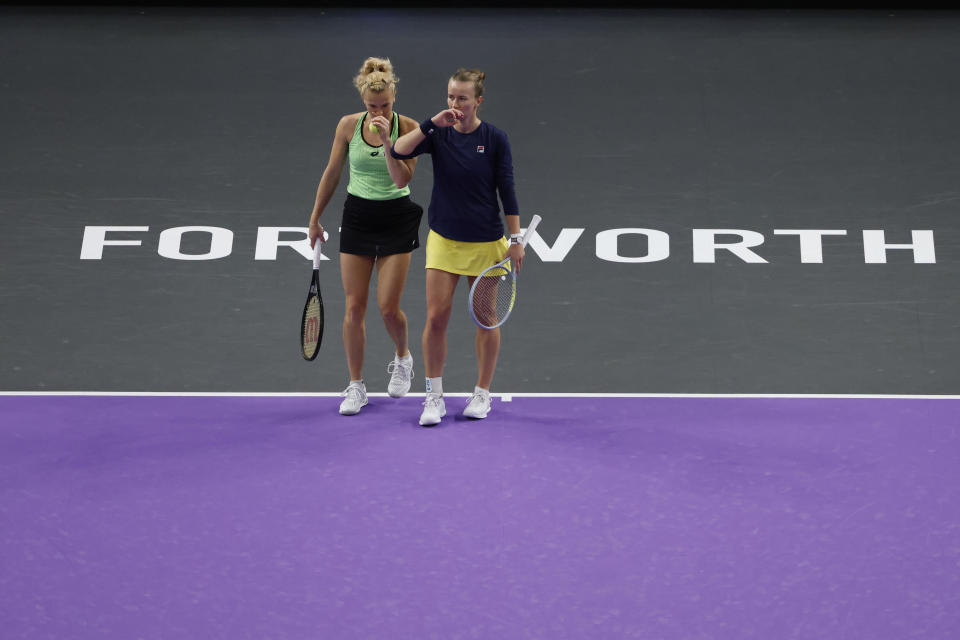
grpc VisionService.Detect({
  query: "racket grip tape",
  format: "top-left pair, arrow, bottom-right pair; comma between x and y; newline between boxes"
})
520,214 -> 542,248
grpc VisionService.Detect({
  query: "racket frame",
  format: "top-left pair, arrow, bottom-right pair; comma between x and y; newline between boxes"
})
467,214 -> 542,330
300,240 -> 325,360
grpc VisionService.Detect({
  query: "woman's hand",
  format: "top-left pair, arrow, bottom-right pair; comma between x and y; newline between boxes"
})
369,114 -> 392,145
309,221 -> 325,248
507,242 -> 525,271
431,108 -> 464,128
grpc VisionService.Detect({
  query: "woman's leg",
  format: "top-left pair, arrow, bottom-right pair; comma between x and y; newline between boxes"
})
423,268 -> 460,379
340,252 -> 375,381
466,275 -> 500,390
419,268 -> 459,425
375,252 -> 413,357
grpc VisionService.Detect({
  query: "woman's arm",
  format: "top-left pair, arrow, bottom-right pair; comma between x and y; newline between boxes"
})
308,115 -> 353,247
496,131 -> 525,269
371,114 -> 418,188
504,214 -> 525,270
392,107 -> 463,156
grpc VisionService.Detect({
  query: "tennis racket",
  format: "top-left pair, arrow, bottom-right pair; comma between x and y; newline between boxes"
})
300,239 -> 324,360
467,214 -> 542,330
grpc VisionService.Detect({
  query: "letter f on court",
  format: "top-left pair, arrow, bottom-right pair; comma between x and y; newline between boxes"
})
81,226 -> 149,260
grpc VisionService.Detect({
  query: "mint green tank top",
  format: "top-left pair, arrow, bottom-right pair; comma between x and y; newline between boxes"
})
346,113 -> 411,201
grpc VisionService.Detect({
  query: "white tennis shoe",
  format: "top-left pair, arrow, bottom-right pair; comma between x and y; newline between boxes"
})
387,354 -> 414,398
339,381 -> 368,415
463,388 -> 491,419
419,393 -> 446,427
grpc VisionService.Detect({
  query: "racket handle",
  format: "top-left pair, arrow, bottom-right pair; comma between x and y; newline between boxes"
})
520,214 -> 542,247
313,238 -> 323,269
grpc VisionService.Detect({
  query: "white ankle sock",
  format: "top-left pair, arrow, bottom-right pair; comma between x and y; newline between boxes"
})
426,377 -> 443,395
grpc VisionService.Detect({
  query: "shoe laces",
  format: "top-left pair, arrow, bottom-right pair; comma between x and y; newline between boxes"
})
341,383 -> 365,400
422,392 -> 443,409
467,390 -> 490,407
387,358 -> 414,381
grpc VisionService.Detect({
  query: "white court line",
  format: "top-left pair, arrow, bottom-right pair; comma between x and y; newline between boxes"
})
0,391 -> 958,400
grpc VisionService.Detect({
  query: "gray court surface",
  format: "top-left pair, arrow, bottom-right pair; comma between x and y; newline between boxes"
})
2,7 -> 959,394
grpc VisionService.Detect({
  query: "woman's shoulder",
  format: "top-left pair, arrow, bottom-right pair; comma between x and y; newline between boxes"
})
397,114 -> 419,134
337,113 -> 364,133
480,120 -> 510,140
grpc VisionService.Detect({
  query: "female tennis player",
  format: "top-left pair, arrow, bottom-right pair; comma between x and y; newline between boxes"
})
391,68 -> 524,427
307,57 -> 423,415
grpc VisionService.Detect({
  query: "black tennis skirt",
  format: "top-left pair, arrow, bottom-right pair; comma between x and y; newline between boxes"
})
339,194 -> 424,257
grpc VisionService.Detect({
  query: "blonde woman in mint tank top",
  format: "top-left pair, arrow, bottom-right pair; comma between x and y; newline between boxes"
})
307,57 -> 424,416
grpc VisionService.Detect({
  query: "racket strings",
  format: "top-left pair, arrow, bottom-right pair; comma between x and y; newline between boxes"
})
471,266 -> 516,328
302,296 -> 322,358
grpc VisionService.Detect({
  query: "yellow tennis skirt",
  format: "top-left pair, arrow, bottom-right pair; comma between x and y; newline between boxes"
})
425,229 -> 509,276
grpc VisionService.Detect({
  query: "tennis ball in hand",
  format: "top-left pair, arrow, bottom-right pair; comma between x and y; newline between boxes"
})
369,123 -> 380,133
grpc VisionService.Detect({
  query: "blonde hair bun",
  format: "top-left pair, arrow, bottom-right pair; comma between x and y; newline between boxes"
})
353,57 -> 397,95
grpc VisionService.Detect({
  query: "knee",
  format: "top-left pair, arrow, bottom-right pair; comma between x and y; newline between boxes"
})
343,300 -> 366,325
379,304 -> 402,325
424,309 -> 450,335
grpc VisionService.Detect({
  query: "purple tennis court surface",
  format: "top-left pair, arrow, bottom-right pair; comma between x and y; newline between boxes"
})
2,394 -> 958,639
